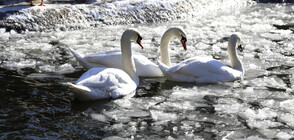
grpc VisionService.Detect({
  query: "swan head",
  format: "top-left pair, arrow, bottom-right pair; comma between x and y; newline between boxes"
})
173,28 -> 187,51
163,27 -> 187,51
229,34 -> 244,52
123,29 -> 144,49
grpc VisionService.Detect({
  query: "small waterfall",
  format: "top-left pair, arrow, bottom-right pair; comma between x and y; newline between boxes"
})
0,0 -> 251,32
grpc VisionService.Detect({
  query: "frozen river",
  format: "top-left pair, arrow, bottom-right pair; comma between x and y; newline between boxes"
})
1,2 -> 294,139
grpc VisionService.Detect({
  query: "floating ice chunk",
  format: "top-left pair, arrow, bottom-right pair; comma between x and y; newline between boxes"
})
261,100 -> 278,108
222,131 -> 266,140
150,110 -> 177,122
151,125 -> 163,132
278,113 -> 294,128
276,131 -> 294,140
39,65 -> 56,72
10,30 -> 17,35
248,64 -> 258,69
246,118 -> 282,129
41,44 -> 53,52
127,125 -> 137,133
103,136 -> 125,140
58,63 -> 75,73
0,28 -> 5,34
240,88 -> 273,102
211,43 -> 223,52
243,87 -> 254,93
27,73 -> 64,79
280,99 -> 294,113
114,98 -> 132,108
3,59 -> 36,70
90,113 -> 107,122
258,129 -> 277,139
108,123 -> 125,131
126,110 -> 150,118
247,76 -> 287,90
270,29 -> 292,35
242,108 -> 278,120
241,23 -> 273,33
214,98 -> 247,114
195,42 -> 211,50
260,33 -> 284,41
103,109 -> 149,123
170,90 -> 197,100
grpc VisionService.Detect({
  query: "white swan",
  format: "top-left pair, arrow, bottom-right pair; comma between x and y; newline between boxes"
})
68,29 -> 142,101
69,27 -> 187,77
157,34 -> 244,83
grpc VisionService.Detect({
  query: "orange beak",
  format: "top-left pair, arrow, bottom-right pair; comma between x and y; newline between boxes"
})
137,39 -> 143,49
181,39 -> 187,51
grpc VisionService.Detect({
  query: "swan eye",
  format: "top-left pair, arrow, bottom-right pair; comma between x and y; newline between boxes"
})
181,35 -> 187,43
238,44 -> 244,52
137,35 -> 142,40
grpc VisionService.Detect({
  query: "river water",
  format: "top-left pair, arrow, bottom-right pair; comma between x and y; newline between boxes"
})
1,2 -> 294,139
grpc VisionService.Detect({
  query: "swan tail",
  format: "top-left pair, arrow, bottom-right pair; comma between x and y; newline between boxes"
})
69,47 -> 92,69
156,59 -> 169,73
67,82 -> 93,101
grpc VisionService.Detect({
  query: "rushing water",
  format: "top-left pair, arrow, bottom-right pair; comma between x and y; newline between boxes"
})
1,3 -> 294,139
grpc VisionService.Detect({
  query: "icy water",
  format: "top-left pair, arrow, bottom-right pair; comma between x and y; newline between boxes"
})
1,3 -> 294,139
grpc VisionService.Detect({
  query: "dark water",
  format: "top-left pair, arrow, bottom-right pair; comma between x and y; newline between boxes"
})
1,3 -> 294,139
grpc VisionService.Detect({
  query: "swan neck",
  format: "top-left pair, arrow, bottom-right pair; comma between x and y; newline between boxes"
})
160,30 -> 175,67
228,41 -> 243,72
121,36 -> 139,85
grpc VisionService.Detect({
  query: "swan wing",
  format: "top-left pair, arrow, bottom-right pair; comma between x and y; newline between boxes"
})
132,54 -> 163,77
86,51 -> 163,77
70,47 -> 163,77
169,57 -> 228,77
84,50 -> 124,69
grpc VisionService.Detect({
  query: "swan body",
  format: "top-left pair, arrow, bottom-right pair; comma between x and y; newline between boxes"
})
68,29 -> 142,101
69,27 -> 187,77
68,67 -> 137,100
69,49 -> 163,77
157,34 -> 244,83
